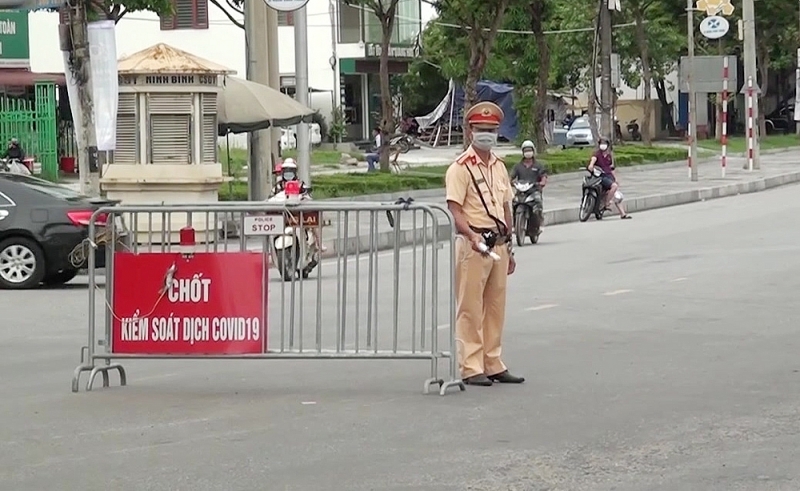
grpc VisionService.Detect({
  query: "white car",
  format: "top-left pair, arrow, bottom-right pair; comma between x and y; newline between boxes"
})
280,124 -> 322,150
565,117 -> 594,148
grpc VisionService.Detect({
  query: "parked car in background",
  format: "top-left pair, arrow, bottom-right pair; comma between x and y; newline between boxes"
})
0,173 -> 123,289
765,99 -> 796,134
565,117 -> 594,148
280,123 -> 323,150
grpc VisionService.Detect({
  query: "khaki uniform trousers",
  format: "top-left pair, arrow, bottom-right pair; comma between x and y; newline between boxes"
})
455,235 -> 509,378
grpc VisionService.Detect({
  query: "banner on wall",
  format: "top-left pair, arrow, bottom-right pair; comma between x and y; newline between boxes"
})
62,20 -> 119,152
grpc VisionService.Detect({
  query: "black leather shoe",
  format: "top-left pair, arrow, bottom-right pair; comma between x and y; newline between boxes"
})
463,374 -> 493,386
488,370 -> 525,384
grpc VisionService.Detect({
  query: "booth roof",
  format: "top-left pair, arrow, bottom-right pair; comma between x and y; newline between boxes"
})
117,43 -> 235,75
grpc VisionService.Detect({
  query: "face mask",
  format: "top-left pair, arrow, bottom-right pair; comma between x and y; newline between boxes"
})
283,172 -> 296,181
599,144 -> 608,151
472,131 -> 497,151
523,151 -> 534,159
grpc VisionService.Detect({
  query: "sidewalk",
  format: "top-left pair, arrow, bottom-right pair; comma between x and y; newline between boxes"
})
318,149 -> 800,257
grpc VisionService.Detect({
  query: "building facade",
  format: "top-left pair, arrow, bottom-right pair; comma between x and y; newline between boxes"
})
27,0 -> 429,142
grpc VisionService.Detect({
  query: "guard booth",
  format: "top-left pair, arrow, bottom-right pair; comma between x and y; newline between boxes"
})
101,43 -> 229,242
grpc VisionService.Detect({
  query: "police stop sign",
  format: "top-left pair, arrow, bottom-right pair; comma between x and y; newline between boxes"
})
243,214 -> 285,236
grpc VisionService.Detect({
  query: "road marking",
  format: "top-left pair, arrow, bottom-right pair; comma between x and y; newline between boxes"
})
670,277 -> 688,282
525,304 -> 559,312
603,289 -> 632,296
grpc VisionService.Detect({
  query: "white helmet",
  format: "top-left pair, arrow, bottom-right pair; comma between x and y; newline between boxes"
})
521,140 -> 536,154
282,158 -> 297,169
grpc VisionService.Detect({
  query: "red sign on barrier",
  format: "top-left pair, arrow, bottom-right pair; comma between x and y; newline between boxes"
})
111,252 -> 266,355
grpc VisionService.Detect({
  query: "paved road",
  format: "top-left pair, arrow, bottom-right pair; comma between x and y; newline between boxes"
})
4,184 -> 800,490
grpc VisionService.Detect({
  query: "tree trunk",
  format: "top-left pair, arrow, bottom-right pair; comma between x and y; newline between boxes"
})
67,1 -> 100,196
462,37 -> 485,148
378,4 -> 398,172
461,0 -> 510,149
530,0 -> 549,151
655,79 -> 676,135
633,8 -> 652,145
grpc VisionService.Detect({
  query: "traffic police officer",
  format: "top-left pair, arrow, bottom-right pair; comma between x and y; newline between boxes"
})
445,102 -> 525,387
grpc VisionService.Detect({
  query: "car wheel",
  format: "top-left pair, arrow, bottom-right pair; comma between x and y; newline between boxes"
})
44,269 -> 79,287
0,237 -> 46,289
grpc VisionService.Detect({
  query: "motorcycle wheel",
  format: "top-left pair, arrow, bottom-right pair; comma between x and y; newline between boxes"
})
529,212 -> 542,244
579,193 -> 595,222
515,210 -> 527,246
398,138 -> 411,154
278,246 -> 297,281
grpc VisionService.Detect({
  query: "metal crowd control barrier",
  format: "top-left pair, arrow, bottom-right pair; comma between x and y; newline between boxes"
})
71,200 -> 466,396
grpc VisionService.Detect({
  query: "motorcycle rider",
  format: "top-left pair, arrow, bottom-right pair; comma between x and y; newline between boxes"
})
587,138 -> 631,219
3,137 -> 25,161
271,158 -> 327,251
509,140 -> 547,236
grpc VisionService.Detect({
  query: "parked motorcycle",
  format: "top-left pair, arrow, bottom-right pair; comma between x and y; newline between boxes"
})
512,181 -> 543,245
579,167 -> 608,222
0,157 -> 30,175
389,132 -> 413,154
626,119 -> 642,141
266,189 -> 320,281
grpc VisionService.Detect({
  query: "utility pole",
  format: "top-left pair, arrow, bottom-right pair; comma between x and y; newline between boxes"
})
795,0 -> 800,136
687,0 -> 698,181
599,0 -> 614,138
294,5 -> 311,184
266,8 -> 280,191
742,0 -> 760,168
66,0 -> 100,196
245,0 -> 272,201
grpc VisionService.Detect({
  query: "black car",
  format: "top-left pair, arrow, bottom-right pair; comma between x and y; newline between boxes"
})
0,173 -> 121,289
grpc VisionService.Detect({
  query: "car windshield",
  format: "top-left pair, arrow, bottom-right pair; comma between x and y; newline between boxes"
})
570,119 -> 590,130
0,173 -> 86,201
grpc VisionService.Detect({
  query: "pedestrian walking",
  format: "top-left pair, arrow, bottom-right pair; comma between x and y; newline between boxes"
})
445,101 -> 525,387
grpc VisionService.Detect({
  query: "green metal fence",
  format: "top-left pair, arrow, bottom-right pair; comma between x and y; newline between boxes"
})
0,82 -> 58,180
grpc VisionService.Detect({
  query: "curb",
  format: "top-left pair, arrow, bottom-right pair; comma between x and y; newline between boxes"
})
80,169 -> 800,273
322,169 -> 800,258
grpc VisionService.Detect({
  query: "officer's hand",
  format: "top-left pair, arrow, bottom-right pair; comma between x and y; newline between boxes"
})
508,255 -> 516,275
469,233 -> 484,253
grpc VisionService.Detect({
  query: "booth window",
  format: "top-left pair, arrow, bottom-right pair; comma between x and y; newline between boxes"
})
160,0 -> 209,30
115,93 -> 138,164
201,94 -> 218,163
147,94 -> 193,165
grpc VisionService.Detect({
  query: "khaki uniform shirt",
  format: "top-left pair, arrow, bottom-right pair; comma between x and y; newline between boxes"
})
445,147 -> 512,231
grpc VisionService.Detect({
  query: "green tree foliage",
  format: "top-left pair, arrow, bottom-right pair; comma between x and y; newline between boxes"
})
428,0 -> 512,124
89,0 -> 172,22
613,0 -> 683,143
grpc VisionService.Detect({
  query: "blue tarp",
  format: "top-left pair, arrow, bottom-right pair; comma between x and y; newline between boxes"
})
451,81 -> 519,141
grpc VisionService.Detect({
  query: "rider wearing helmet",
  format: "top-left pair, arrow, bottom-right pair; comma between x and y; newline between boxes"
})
271,158 -> 328,251
509,140 -> 547,188
509,139 -> 547,237
587,137 -> 631,219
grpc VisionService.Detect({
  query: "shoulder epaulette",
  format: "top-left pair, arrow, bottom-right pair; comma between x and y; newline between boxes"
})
455,151 -> 477,166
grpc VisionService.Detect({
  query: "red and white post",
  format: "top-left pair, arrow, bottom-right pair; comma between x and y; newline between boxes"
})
721,56 -> 729,177
687,96 -> 693,179
746,76 -> 755,171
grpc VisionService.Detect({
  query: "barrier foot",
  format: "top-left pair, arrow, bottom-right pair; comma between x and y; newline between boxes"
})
439,379 -> 466,396
71,346 -> 92,393
423,377 -> 444,395
87,364 -> 127,391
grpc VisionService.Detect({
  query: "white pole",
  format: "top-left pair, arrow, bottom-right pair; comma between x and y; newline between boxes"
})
294,6 -> 311,184
746,76 -> 755,172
